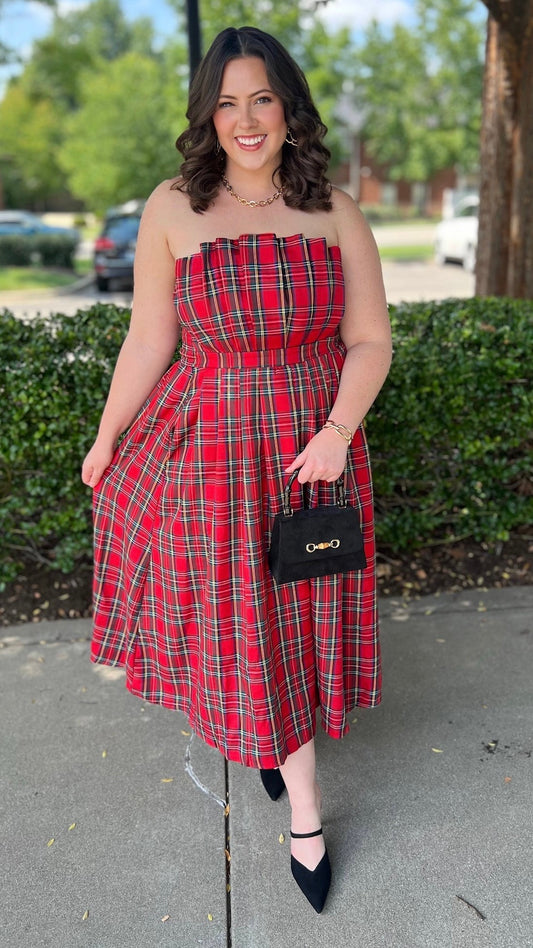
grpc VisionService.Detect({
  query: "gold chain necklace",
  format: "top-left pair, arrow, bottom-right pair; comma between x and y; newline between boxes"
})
221,175 -> 284,208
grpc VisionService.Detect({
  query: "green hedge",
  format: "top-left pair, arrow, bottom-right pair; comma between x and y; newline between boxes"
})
368,297 -> 532,548
0,233 -> 78,269
0,305 -> 130,587
0,298 -> 531,587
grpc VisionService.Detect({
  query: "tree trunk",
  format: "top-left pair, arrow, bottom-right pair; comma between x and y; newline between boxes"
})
476,2 -> 533,298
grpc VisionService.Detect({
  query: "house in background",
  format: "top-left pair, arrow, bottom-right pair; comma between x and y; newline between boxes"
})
331,100 -> 477,216
332,140 -> 467,217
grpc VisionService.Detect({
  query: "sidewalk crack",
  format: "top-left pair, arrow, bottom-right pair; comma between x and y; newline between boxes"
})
224,757 -> 232,948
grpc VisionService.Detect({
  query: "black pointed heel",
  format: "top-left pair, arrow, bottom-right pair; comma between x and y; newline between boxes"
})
290,828 -> 331,914
259,767 -> 286,801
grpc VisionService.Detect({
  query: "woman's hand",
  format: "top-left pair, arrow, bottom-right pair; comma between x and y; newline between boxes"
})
285,428 -> 349,484
81,439 -> 117,489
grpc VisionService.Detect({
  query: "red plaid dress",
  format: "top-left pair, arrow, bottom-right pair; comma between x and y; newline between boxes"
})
91,233 -> 381,767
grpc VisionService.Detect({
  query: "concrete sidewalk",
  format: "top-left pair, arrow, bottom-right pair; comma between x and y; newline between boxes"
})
1,586 -> 532,947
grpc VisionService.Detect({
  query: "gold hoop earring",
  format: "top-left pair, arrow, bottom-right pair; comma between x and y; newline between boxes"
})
285,127 -> 298,147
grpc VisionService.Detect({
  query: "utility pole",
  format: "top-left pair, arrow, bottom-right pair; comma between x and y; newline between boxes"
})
186,0 -> 202,78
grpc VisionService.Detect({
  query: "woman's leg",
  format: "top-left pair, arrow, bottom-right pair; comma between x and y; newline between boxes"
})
279,738 -> 325,870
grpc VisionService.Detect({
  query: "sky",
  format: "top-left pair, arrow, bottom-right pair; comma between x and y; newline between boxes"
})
0,0 -> 414,93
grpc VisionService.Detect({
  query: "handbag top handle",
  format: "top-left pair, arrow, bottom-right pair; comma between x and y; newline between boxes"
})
282,469 -> 348,517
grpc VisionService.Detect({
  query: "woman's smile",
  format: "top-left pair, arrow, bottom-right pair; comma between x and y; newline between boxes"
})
235,134 -> 267,150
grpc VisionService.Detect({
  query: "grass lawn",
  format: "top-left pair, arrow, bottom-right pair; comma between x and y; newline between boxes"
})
379,245 -> 435,261
0,260 -> 92,292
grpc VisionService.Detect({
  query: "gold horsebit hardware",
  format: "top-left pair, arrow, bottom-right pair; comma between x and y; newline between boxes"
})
306,539 -> 341,553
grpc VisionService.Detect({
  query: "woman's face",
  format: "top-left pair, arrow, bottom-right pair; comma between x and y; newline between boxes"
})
212,56 -> 287,177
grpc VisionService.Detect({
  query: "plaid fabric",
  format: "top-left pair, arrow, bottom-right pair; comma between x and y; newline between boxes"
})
91,233 -> 381,768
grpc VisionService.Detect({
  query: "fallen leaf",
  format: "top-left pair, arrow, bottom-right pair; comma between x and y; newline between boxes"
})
279,833 -> 285,844
180,730 -> 190,736
436,638 -> 446,643
504,777 -> 512,783
224,804 -> 230,817
226,883 -> 231,893
225,848 -> 231,862
68,823 -> 76,831
207,914 -> 213,921
432,748 -> 444,754
102,750 -> 107,758
161,914 -> 170,922
47,838 -> 55,847
82,909 -> 89,921
161,778 -> 174,783
352,717 -> 358,724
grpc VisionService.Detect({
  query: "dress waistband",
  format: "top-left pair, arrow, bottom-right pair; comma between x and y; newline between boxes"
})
180,335 -> 342,369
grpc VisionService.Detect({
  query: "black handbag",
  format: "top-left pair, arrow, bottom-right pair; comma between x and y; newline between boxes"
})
268,469 -> 367,584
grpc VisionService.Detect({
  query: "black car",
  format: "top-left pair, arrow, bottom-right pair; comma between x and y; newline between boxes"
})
94,204 -> 143,291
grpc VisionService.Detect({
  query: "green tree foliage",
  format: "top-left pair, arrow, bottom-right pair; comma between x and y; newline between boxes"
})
43,0 -> 155,63
355,0 -> 485,181
0,0 -> 56,66
168,0 -> 304,52
59,53 -> 187,211
21,0 -> 156,110
0,84 -> 63,205
0,0 -> 166,209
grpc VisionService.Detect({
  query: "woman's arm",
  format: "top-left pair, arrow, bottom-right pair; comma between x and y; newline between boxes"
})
81,184 -> 180,488
286,189 -> 392,484
327,188 -> 392,431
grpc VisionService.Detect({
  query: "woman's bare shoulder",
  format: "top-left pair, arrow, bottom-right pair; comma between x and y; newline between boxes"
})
330,186 -> 367,226
330,186 -> 377,249
143,178 -> 189,215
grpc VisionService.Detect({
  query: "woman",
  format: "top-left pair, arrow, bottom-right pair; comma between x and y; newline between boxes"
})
82,26 -> 392,914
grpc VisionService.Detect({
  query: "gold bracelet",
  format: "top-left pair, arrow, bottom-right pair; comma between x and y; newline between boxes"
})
323,420 -> 353,444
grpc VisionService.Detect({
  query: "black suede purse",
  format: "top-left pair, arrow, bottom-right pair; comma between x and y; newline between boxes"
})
268,469 -> 367,584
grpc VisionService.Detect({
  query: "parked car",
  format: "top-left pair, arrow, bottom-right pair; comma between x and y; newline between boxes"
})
0,209 -> 79,242
93,201 -> 144,291
434,196 -> 478,272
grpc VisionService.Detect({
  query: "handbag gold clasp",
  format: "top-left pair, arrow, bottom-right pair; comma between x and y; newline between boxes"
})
305,539 -> 341,553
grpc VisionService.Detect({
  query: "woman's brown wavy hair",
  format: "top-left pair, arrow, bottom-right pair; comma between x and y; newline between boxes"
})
173,26 -> 332,214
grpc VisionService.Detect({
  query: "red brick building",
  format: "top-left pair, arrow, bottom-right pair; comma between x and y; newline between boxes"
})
332,140 -> 458,216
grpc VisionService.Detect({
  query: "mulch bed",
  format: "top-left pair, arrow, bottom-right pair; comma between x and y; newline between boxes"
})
1,533 -> 531,628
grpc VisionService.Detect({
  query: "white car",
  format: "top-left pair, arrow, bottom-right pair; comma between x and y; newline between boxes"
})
434,196 -> 478,272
